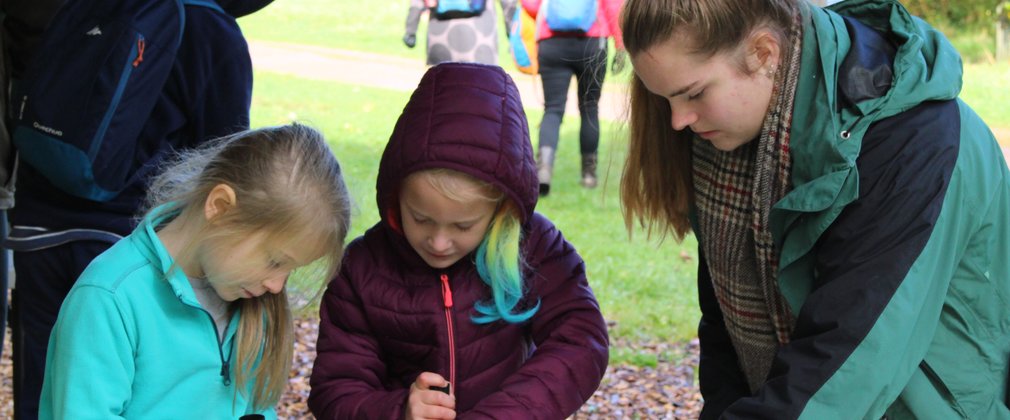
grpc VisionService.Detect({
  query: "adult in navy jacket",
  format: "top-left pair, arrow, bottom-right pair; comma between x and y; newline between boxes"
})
1,1 -> 272,418
309,63 -> 609,418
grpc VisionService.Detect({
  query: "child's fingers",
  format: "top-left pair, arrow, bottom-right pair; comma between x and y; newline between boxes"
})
414,371 -> 448,389
405,386 -> 456,420
408,372 -> 455,410
421,389 -> 456,409
405,398 -> 457,420
407,386 -> 456,409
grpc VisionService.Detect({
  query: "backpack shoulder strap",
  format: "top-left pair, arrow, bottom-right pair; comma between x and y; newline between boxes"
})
176,0 -> 226,49
181,0 -> 225,13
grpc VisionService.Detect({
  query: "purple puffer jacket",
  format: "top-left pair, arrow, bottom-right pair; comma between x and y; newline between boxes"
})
309,63 -> 609,419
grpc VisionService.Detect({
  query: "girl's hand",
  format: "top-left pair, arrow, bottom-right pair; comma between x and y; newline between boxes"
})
405,372 -> 456,420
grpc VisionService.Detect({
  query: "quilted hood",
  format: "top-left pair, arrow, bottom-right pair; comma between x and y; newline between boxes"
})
377,62 -> 538,230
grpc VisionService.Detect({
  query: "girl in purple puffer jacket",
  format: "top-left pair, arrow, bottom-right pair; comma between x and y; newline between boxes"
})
309,62 -> 609,419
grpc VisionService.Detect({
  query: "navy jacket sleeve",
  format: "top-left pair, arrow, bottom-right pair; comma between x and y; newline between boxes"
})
177,8 -> 252,146
135,8 -> 252,173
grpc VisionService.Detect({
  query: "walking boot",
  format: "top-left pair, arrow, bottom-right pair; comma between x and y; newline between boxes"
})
537,147 -> 555,196
581,153 -> 598,189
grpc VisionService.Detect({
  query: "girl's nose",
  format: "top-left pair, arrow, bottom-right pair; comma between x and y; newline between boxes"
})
670,105 -> 698,131
263,274 -> 287,295
429,231 -> 452,253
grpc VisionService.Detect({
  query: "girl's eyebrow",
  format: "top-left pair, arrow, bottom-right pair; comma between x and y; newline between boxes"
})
668,81 -> 698,98
269,251 -> 296,265
404,203 -> 427,218
450,213 -> 490,226
406,202 -> 486,225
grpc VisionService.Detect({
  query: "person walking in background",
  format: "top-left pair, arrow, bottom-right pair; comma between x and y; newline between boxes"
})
309,62 -> 608,419
522,0 -> 625,196
404,0 -> 516,65
1,0 -> 272,417
619,0 -> 1010,418
41,123 -> 352,418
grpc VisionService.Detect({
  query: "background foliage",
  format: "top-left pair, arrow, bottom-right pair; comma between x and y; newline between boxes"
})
902,0 -> 1004,28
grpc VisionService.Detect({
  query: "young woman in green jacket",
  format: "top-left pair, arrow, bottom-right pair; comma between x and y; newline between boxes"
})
619,0 -> 1010,418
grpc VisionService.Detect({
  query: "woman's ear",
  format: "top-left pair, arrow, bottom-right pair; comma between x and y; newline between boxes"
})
745,29 -> 782,76
204,183 -> 237,222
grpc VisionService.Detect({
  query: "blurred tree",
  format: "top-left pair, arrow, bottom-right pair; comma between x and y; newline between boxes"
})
997,1 -> 1009,60
901,0 -> 1002,28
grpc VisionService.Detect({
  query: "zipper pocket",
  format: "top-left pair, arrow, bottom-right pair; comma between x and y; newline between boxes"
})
91,32 -> 144,160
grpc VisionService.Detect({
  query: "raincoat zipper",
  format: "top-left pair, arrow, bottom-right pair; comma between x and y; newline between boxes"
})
439,274 -> 456,391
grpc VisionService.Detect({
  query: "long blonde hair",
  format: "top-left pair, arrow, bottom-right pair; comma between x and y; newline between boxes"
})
618,0 -> 799,241
145,123 -> 352,410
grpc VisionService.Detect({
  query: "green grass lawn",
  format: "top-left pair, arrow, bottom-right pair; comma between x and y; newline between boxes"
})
239,0 -> 515,65
239,0 -> 623,74
251,71 -> 702,346
239,0 -> 409,58
961,63 -> 1010,130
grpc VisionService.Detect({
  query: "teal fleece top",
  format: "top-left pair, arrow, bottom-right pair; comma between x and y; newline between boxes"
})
39,208 -> 277,419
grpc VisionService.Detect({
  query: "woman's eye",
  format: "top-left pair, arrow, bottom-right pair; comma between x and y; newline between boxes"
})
455,224 -> 473,232
268,260 -> 282,269
688,90 -> 705,100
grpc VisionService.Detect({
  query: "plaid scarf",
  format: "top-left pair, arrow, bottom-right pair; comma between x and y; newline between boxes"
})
692,14 -> 803,392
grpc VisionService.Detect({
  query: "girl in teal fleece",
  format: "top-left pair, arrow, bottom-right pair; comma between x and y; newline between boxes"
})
620,0 -> 1010,418
40,123 -> 352,419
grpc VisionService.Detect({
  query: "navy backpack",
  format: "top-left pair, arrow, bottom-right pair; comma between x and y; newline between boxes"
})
10,0 -> 223,202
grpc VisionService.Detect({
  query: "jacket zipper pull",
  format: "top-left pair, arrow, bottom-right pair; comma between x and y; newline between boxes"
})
221,360 -> 231,386
132,36 -> 145,67
440,274 -> 453,308
439,273 -> 457,392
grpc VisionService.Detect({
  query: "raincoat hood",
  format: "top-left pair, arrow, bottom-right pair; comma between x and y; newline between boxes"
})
828,0 -> 962,118
772,0 -> 965,281
376,62 -> 538,230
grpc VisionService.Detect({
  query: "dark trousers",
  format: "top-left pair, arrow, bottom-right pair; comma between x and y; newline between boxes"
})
536,36 -> 608,155
10,241 -> 111,420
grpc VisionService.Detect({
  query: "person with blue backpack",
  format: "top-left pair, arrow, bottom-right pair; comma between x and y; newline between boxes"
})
1,0 -> 273,418
521,0 -> 625,196
403,0 -> 517,65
